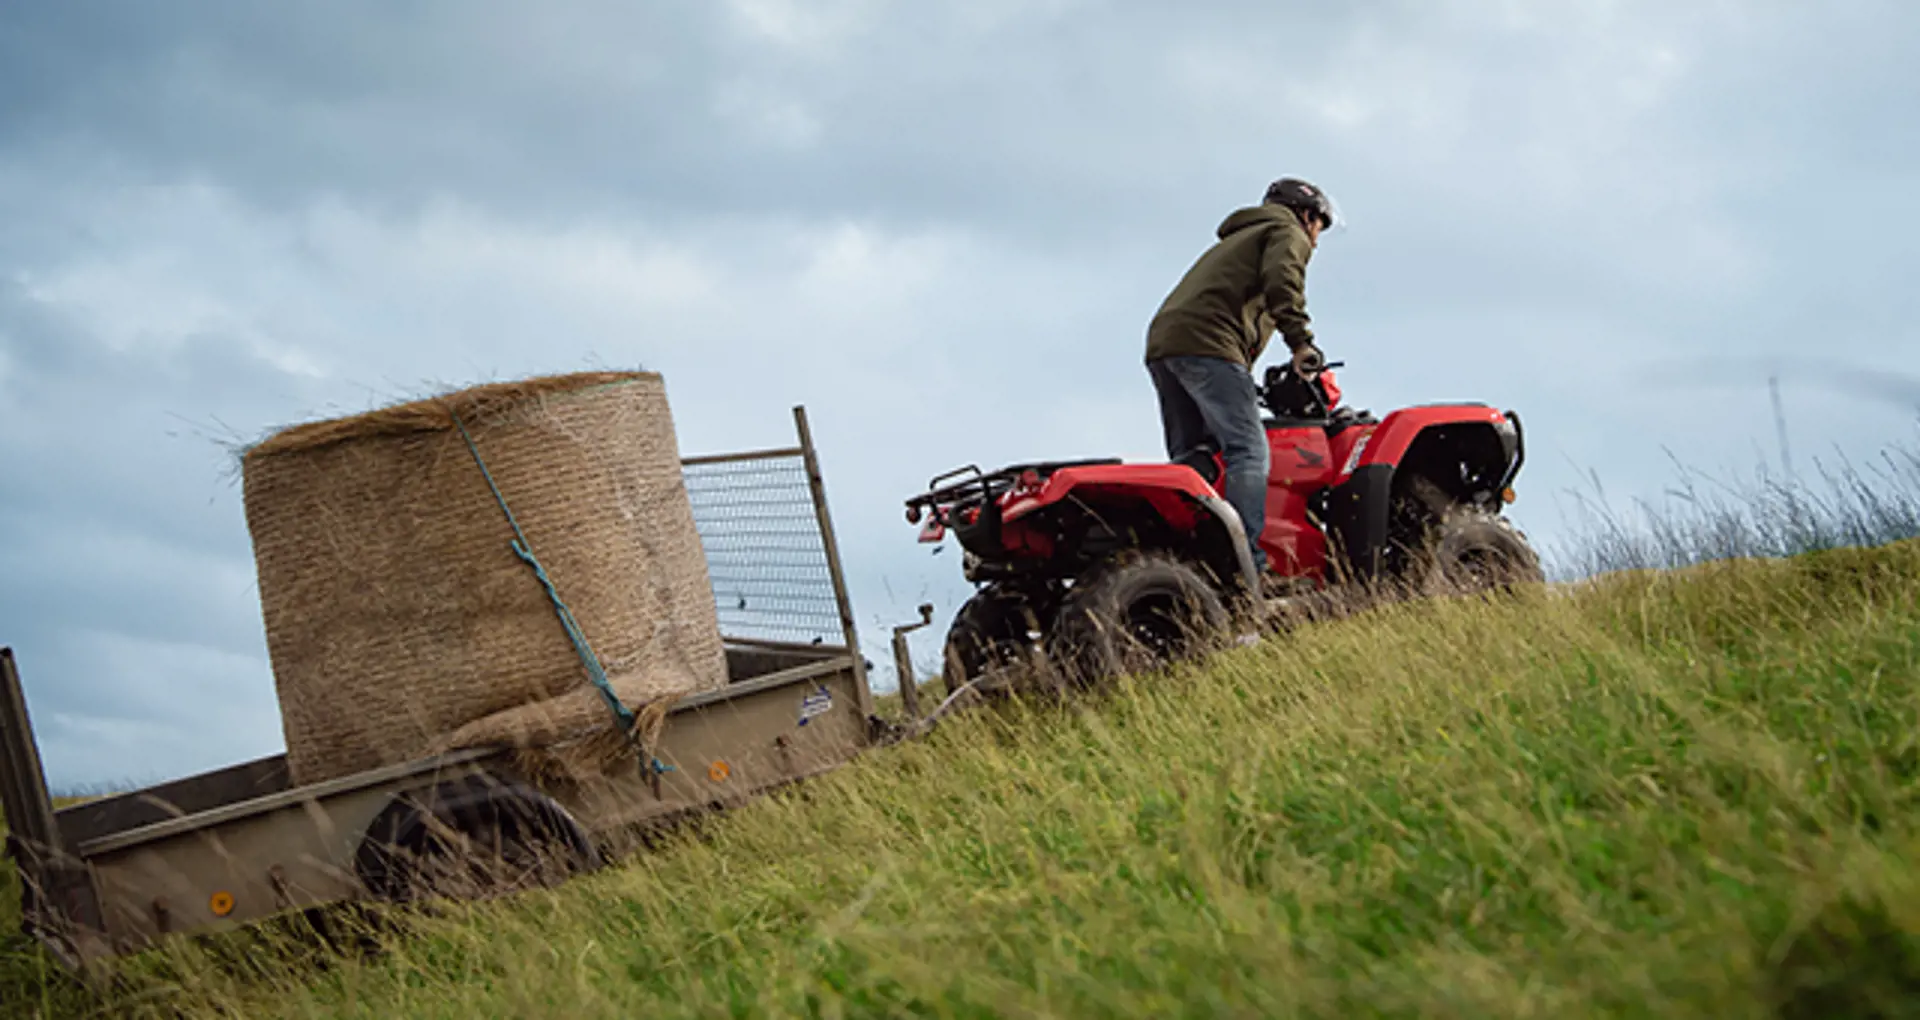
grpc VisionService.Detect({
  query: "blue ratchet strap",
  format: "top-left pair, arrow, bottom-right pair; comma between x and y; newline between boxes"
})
452,414 -> 637,737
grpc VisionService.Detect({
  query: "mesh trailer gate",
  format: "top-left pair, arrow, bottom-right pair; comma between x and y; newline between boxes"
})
682,407 -> 870,714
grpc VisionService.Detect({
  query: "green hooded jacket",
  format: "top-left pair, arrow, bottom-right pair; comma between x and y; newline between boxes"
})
1144,203 -> 1315,368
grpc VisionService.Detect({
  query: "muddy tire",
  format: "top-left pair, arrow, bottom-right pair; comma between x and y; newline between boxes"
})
1418,510 -> 1545,597
942,586 -> 1046,697
1049,554 -> 1229,687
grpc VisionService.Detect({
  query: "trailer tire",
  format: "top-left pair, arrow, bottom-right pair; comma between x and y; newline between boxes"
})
356,774 -> 599,904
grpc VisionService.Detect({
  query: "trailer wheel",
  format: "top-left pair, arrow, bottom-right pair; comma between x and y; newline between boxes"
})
1049,554 -> 1228,687
941,585 -> 1047,697
357,776 -> 599,904
407,823 -> 580,902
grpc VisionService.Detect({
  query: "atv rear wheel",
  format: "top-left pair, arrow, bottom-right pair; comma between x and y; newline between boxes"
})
1417,510 -> 1545,597
1049,554 -> 1229,687
942,586 -> 1047,697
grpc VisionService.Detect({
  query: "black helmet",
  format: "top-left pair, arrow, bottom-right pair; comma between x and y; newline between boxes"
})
1264,177 -> 1339,230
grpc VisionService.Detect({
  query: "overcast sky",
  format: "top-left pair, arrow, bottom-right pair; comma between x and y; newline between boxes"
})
4,1 -> 1918,790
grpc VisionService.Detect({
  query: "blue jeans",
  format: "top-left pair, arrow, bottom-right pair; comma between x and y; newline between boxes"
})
1147,355 -> 1270,572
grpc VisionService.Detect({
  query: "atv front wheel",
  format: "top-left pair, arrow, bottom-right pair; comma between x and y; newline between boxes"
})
942,586 -> 1048,697
1418,511 -> 1545,597
1049,554 -> 1229,687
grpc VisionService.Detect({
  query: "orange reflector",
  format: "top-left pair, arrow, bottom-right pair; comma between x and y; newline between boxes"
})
708,760 -> 732,783
210,891 -> 236,917
1502,487 -> 1517,504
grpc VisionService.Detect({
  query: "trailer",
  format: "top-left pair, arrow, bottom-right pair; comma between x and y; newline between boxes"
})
1,407 -> 890,972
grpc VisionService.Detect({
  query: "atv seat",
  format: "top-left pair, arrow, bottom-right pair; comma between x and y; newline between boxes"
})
1264,406 -> 1377,438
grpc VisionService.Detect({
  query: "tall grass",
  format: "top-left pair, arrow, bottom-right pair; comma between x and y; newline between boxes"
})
4,446 -> 1919,1018
2,539 -> 1910,1019
1549,443 -> 1920,578
2,799 -> 105,1020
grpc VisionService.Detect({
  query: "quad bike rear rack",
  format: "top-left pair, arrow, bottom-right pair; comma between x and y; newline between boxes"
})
903,458 -> 1122,523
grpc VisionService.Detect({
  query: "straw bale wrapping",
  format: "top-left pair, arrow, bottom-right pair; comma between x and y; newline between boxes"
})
242,371 -> 728,786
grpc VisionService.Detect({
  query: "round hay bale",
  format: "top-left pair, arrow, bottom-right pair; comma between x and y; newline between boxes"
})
242,370 -> 727,786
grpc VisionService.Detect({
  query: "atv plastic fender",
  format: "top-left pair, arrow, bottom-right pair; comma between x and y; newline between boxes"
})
1001,464 -> 1263,600
1326,404 -> 1523,584
1191,490 -> 1263,601
1345,405 -> 1515,476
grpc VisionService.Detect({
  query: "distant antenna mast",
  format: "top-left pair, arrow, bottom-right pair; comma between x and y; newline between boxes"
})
1769,374 -> 1794,483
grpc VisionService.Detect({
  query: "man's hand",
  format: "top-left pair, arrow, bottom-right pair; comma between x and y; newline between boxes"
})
1292,343 -> 1326,375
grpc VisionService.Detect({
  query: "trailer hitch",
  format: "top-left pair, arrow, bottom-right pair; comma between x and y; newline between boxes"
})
891,603 -> 936,722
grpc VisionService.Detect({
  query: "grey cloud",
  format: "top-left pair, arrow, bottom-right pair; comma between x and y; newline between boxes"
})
0,285 -> 319,785
0,2 -> 1753,238
1646,354 -> 1920,414
0,281 -> 313,552
3,0 -> 1919,788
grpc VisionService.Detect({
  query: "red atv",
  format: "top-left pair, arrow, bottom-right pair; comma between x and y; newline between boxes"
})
903,360 -> 1543,694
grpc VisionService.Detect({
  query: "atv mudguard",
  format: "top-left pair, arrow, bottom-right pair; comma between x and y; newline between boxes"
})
998,463 -> 1263,598
1327,403 -> 1525,583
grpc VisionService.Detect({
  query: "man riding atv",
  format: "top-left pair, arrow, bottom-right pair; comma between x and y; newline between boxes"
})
905,176 -> 1541,697
1145,176 -> 1336,585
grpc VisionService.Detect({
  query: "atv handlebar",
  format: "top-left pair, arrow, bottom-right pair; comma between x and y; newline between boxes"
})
1273,359 -> 1342,379
1261,359 -> 1343,420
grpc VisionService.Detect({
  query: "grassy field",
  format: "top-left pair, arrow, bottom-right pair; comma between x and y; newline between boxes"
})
3,798 -> 94,1019
5,537 -> 1918,1018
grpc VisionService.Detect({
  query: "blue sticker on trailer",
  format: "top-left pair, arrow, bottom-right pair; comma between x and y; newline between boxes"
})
798,686 -> 833,726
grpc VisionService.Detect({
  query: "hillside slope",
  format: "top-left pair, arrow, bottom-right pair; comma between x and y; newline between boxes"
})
8,540 -> 1920,1018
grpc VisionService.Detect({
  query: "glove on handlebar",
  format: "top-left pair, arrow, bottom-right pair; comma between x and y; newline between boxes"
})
1291,343 -> 1326,375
